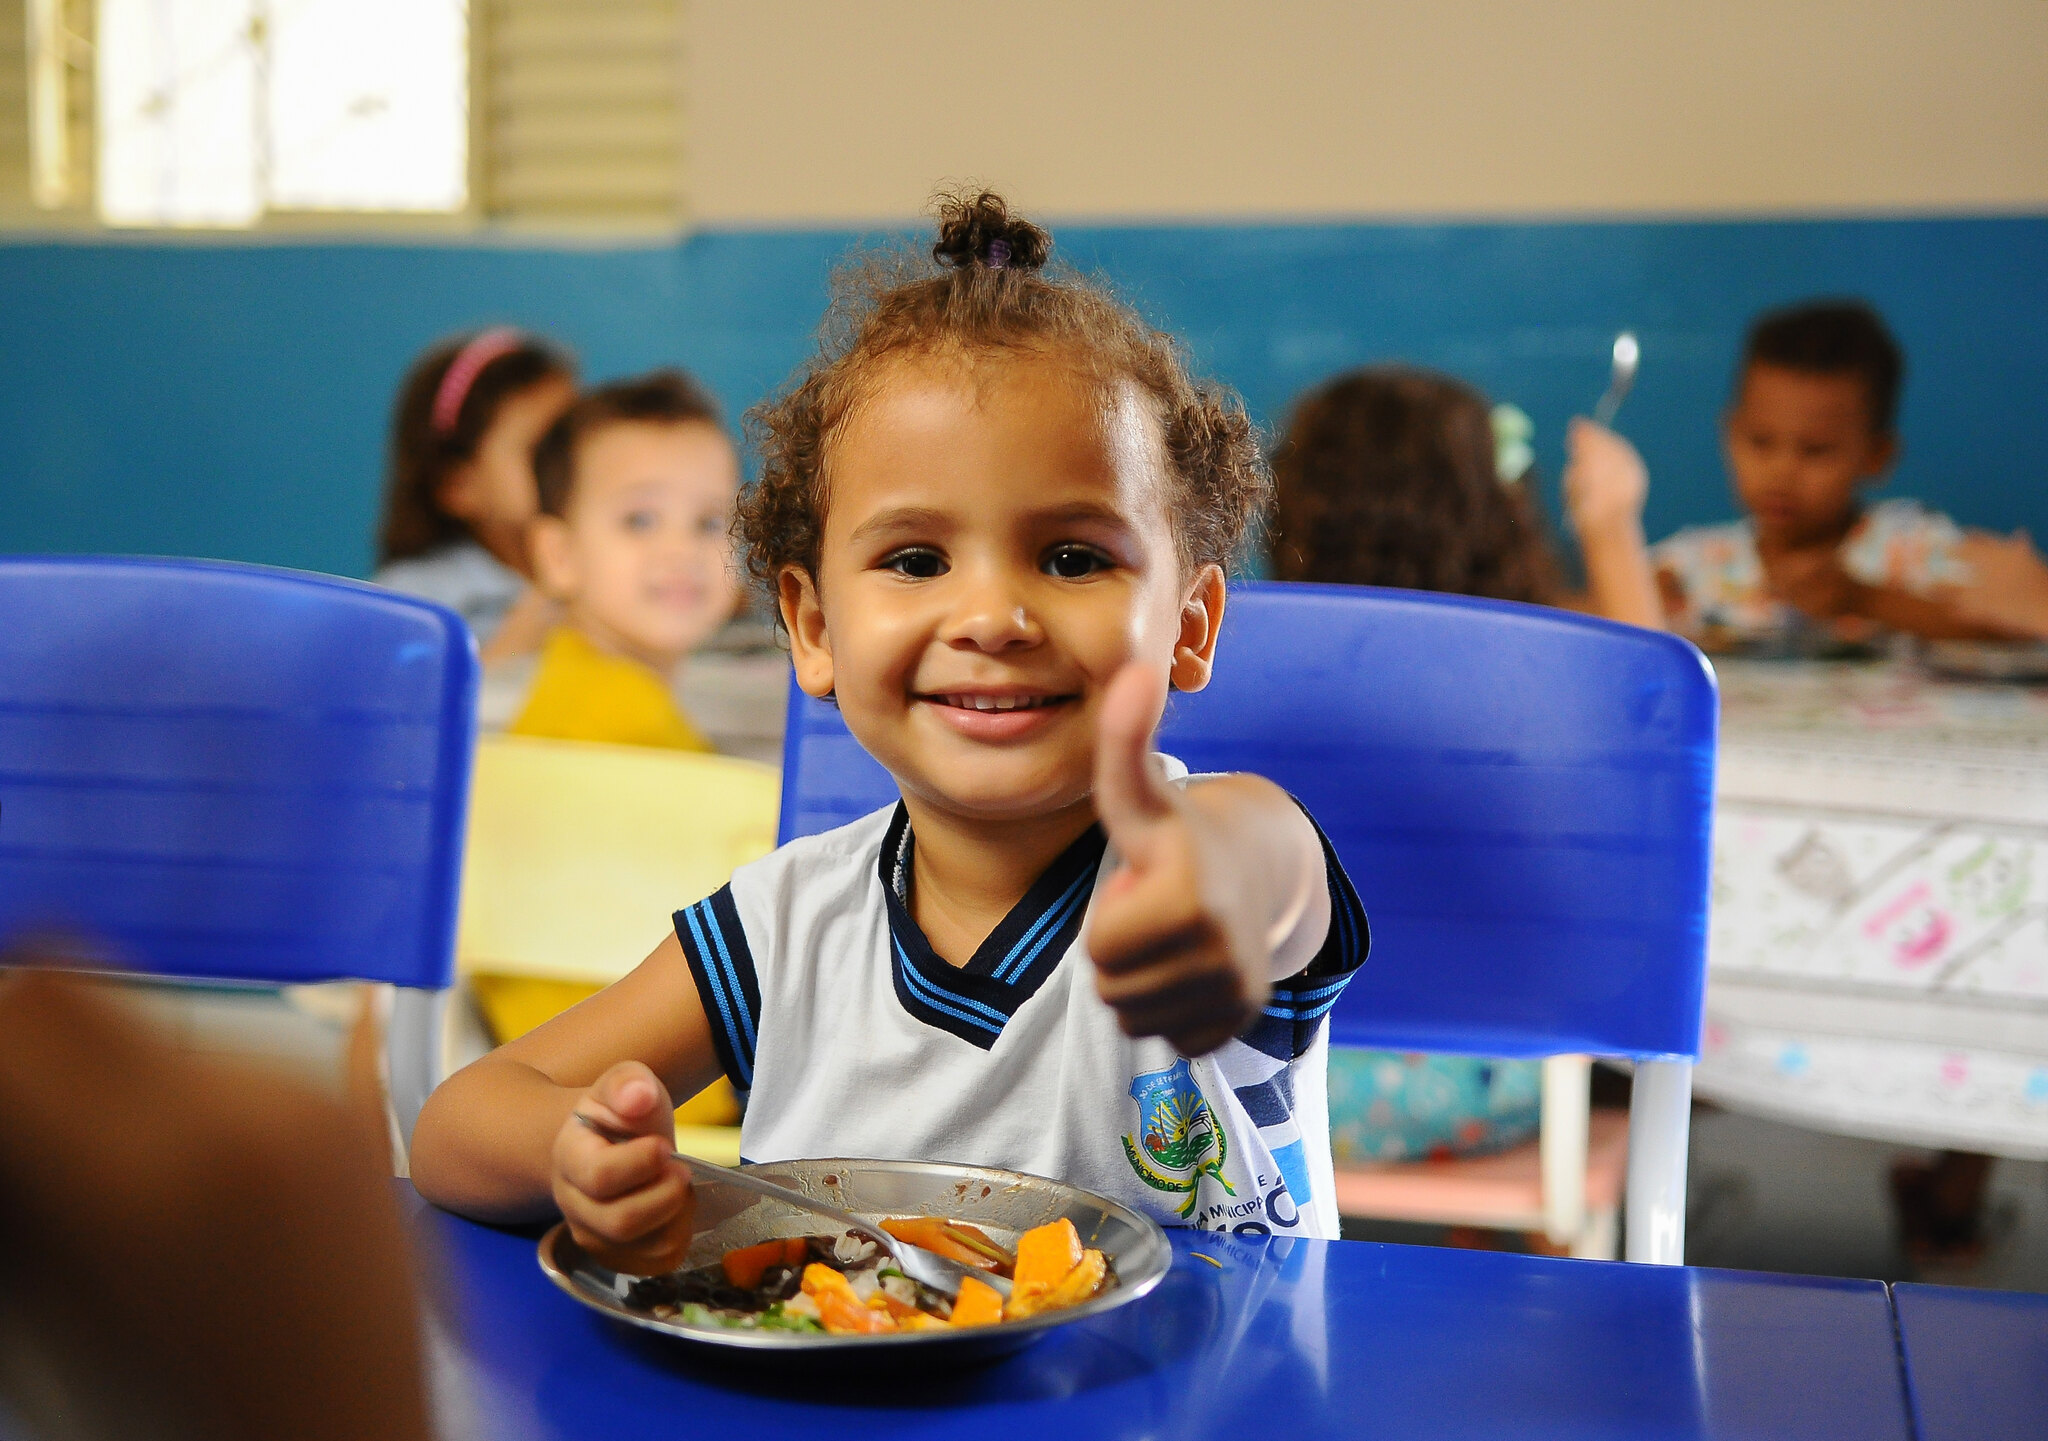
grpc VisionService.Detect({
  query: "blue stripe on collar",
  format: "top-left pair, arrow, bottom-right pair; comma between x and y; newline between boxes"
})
879,804 -> 1105,1049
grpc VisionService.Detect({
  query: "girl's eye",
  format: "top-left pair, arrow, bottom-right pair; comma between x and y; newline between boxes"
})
623,510 -> 657,533
1044,545 -> 1111,580
883,548 -> 947,579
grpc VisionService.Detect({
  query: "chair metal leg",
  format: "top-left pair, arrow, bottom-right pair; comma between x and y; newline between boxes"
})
1539,1054 -> 1592,1247
388,986 -> 448,1153
1624,1057 -> 1693,1264
1572,1208 -> 1620,1261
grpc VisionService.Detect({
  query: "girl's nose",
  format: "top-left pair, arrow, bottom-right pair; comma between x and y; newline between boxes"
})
943,566 -> 1043,652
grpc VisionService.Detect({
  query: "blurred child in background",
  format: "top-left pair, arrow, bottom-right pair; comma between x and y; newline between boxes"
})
1272,367 -> 1662,628
1269,365 -> 1656,1176
502,369 -> 742,750
373,328 -> 577,660
470,370 -> 744,1105
1654,301 -> 1999,646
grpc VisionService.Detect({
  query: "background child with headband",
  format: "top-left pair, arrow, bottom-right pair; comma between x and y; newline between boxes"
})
373,328 -> 577,660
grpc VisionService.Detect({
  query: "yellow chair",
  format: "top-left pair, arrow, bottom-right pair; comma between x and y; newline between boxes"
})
456,734 -> 780,1163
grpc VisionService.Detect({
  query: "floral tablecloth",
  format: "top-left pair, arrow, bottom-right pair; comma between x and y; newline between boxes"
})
1700,660 -> 2048,1159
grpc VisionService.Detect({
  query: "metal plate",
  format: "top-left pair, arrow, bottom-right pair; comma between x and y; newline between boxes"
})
537,1156 -> 1172,1359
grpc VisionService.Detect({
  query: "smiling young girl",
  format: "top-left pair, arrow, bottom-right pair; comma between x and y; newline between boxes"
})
410,192 -> 1369,1256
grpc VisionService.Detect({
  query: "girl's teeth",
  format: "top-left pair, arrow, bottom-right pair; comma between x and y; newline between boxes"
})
953,695 -> 1044,711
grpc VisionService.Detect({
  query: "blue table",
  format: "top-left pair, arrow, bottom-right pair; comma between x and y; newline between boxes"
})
404,1188 -> 1911,1440
1895,1282 -> 2048,1441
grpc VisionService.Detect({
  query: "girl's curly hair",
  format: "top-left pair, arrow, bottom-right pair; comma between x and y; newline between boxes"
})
1269,367 -> 1564,604
738,189 -> 1269,595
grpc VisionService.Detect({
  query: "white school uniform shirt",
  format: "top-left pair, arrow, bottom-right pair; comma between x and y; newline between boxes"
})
672,758 -> 1370,1240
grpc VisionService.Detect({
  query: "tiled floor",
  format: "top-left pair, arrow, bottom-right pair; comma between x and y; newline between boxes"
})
1343,1106 -> 2048,1293
1684,1106 -> 2048,1292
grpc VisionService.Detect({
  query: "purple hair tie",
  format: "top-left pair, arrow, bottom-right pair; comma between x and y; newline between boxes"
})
985,238 -> 1011,270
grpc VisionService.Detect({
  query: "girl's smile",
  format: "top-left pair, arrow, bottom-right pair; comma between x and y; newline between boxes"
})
917,687 -> 1080,742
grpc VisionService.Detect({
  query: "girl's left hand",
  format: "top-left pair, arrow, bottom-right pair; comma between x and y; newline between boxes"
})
1083,665 -> 1272,1056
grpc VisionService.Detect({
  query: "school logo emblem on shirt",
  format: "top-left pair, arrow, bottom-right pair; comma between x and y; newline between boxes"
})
1122,1058 -> 1234,1217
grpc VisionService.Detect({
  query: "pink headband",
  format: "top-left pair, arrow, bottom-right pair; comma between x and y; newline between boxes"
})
430,327 -> 527,435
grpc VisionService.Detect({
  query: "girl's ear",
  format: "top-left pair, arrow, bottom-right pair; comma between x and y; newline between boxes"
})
779,566 -> 836,699
1169,564 -> 1227,693
528,515 -> 578,600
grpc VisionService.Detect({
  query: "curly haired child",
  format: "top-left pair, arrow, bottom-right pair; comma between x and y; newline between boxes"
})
412,191 -> 1371,1254
1271,366 -> 1660,626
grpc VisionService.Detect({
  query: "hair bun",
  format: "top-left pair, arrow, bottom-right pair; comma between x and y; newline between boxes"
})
931,188 -> 1051,273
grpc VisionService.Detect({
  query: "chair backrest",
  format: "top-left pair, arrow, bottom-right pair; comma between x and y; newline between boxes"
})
0,557 -> 477,991
778,581 -> 1717,1062
458,734 -> 779,985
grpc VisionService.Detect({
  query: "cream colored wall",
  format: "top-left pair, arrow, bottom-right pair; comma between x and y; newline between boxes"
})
687,0 -> 2048,223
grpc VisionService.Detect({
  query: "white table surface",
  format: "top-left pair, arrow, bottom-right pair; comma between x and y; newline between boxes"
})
1700,659 -> 2048,1159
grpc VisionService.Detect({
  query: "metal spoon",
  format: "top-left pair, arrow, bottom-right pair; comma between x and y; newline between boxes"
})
572,1113 -> 1010,1298
1592,330 -> 1640,427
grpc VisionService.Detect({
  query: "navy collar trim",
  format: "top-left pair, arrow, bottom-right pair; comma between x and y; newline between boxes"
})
878,804 -> 1106,1049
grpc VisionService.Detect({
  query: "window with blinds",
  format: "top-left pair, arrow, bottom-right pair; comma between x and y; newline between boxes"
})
481,0 -> 685,231
1,0 -> 95,224
0,0 -> 686,232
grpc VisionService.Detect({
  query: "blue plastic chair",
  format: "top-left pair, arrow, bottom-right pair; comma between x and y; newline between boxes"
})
778,581 -> 1717,1262
0,557 -> 478,1143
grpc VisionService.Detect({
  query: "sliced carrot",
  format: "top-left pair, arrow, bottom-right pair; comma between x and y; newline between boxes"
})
721,1239 -> 791,1290
800,1261 -> 855,1299
897,1312 -> 951,1332
949,1275 -> 1005,1328
941,1224 -> 1016,1269
816,1286 -> 895,1334
881,1217 -> 1001,1271
1012,1218 -> 1084,1299
1007,1247 -> 1107,1320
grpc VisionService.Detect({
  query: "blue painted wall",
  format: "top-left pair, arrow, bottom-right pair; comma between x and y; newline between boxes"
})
3,215 -> 2044,579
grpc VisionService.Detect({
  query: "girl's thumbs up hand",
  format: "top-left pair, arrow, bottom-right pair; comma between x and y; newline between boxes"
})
1084,663 -> 1274,1056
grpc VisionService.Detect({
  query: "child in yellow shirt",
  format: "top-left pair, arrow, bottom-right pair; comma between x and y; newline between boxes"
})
508,370 -> 741,748
477,371 -> 746,1127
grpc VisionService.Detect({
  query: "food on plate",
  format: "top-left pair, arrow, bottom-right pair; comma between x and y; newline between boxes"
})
620,1217 -> 1111,1336
1012,1215 -> 1085,1299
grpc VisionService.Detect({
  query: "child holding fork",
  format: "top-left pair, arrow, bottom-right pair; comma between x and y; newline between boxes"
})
411,191 -> 1370,1258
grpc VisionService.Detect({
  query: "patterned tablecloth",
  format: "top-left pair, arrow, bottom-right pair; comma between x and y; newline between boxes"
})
1700,660 -> 2048,1158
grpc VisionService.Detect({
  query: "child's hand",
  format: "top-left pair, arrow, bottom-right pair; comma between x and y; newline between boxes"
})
551,1061 -> 695,1274
1084,664 -> 1274,1057
1562,418 -> 1648,541
1760,542 -> 1869,620
1941,531 -> 2048,640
